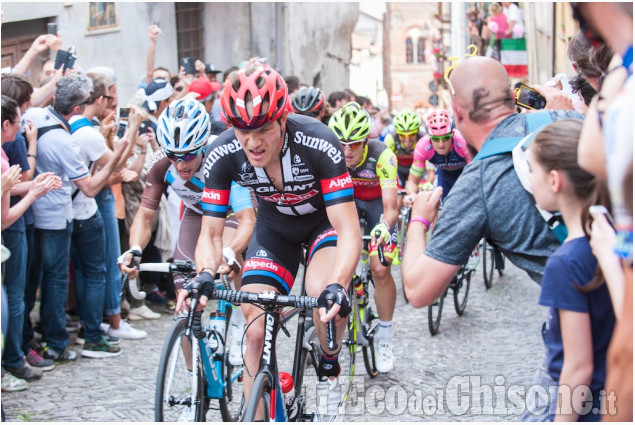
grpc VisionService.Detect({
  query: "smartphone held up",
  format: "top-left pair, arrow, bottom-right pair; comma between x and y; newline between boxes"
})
513,82 -> 547,110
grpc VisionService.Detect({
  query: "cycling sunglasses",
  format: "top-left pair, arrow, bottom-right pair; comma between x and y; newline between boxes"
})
163,145 -> 204,162
340,140 -> 365,151
430,135 -> 452,142
225,112 -> 274,131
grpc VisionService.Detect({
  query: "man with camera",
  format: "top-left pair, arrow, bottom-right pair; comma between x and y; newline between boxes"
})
401,56 -> 583,307
23,74 -> 128,362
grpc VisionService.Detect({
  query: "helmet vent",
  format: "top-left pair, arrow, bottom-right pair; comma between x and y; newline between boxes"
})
174,127 -> 181,148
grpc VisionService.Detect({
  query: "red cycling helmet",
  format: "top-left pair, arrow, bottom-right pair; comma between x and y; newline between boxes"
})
220,65 -> 288,131
426,109 -> 453,137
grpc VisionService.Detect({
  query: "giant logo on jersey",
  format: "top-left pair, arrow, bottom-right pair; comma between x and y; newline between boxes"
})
260,189 -> 319,205
293,131 -> 342,164
203,139 -> 243,178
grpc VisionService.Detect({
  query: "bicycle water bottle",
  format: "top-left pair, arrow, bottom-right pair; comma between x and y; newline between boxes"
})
208,311 -> 226,357
279,372 -> 299,421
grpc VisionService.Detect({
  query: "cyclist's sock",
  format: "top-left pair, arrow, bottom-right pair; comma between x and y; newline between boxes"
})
377,321 -> 392,342
317,349 -> 341,380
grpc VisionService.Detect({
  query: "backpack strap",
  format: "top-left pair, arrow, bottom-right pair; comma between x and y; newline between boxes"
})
37,124 -> 64,139
70,117 -> 94,134
473,111 -> 554,161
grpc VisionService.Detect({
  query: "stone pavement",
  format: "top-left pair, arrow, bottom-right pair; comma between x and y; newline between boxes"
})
2,260 -> 546,422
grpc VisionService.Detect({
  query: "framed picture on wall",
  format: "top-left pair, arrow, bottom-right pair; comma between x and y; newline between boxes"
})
87,2 -> 119,34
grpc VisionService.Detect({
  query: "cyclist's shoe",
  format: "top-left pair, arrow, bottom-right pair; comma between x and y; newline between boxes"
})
316,379 -> 343,421
25,349 -> 56,372
128,304 -> 161,320
228,323 -> 246,366
4,361 -> 43,381
376,341 -> 394,373
1,372 -> 28,392
42,346 -> 78,363
106,321 -> 147,340
81,336 -> 122,359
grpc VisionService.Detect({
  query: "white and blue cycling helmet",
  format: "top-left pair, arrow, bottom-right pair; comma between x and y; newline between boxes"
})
157,97 -> 211,153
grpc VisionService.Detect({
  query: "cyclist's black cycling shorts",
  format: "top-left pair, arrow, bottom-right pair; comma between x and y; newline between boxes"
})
241,203 -> 338,295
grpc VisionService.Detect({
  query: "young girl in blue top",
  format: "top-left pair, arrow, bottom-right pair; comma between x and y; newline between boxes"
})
524,119 -> 616,422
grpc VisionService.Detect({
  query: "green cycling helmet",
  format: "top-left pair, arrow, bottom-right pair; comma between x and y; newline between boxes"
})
393,108 -> 421,136
328,101 -> 371,141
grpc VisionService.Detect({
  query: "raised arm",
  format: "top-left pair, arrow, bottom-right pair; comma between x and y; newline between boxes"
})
401,187 -> 459,307
144,25 -> 162,85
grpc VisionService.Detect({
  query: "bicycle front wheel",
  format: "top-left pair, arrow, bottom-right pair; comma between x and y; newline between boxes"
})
361,303 -> 380,378
427,292 -> 445,336
220,308 -> 245,422
338,290 -> 357,403
242,372 -> 273,422
155,317 -> 208,422
453,270 -> 471,316
482,241 -> 495,289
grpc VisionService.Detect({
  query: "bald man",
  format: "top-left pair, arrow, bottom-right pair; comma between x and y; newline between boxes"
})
401,56 -> 582,308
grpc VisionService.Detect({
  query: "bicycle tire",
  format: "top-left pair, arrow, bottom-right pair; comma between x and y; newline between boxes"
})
296,324 -> 321,421
398,212 -> 410,303
427,292 -> 444,336
453,270 -> 471,316
155,317 -> 208,422
242,372 -> 273,422
482,241 -> 495,289
361,303 -> 379,378
219,307 -> 245,422
338,287 -> 357,402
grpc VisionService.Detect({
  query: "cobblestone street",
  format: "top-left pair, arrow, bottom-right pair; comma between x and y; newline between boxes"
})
2,261 -> 546,422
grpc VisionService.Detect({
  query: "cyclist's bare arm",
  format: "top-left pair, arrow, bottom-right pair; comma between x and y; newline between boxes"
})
181,214 -> 226,312
377,185 -> 399,246
404,172 -> 421,207
226,207 -> 256,262
401,188 -> 459,308
320,201 -> 361,322
119,205 -> 157,277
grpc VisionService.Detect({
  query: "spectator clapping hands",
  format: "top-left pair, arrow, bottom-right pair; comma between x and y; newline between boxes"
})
1,164 -> 22,196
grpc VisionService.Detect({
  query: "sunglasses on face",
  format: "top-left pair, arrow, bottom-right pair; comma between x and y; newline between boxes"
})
430,135 -> 452,142
340,140 -> 365,151
163,146 -> 204,162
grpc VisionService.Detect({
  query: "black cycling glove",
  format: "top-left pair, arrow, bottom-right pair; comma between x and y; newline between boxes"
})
188,271 -> 215,299
317,283 -> 351,318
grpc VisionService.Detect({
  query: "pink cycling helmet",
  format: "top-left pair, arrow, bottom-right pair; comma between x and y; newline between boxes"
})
426,109 -> 453,137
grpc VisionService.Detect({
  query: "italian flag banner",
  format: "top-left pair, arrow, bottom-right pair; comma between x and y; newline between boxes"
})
500,38 -> 528,78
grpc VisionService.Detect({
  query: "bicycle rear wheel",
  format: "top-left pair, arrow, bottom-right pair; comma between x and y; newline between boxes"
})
219,308 -> 244,422
361,303 -> 379,378
155,317 -> 208,422
242,372 -> 273,422
427,292 -> 445,336
482,241 -> 495,289
453,270 -> 471,316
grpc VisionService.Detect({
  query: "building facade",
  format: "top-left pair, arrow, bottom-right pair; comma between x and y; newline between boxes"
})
1,2 -> 358,104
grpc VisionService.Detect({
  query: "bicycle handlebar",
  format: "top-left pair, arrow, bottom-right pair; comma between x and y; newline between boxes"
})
210,288 -> 338,351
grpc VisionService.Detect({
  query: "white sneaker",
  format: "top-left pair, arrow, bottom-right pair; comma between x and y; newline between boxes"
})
128,304 -> 161,321
316,379 -> 343,421
228,324 -> 246,366
376,341 -> 394,373
107,321 -> 147,340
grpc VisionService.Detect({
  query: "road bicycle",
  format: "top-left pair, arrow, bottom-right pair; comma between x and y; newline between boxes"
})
481,238 -> 506,289
340,214 -> 387,392
427,243 -> 479,336
139,261 -> 244,422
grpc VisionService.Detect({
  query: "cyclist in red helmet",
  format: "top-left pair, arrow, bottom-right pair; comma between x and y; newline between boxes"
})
181,61 -> 361,419
406,109 -> 471,204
